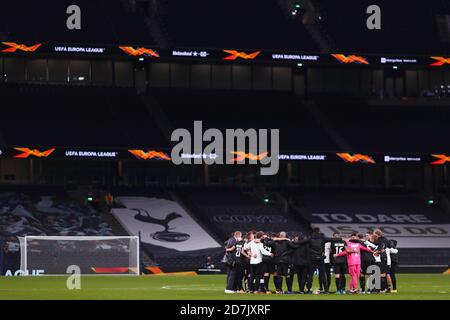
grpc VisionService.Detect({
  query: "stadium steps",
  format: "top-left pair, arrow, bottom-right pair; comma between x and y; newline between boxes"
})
140,94 -> 175,144
304,0 -> 336,52
439,194 -> 450,219
100,210 -> 130,237
143,14 -> 172,48
250,188 -> 312,235
100,210 -> 159,270
131,0 -> 172,48
303,100 -> 353,151
274,0 -> 333,53
120,0 -> 134,13
168,190 -> 224,245
304,22 -> 333,53
271,191 -> 312,235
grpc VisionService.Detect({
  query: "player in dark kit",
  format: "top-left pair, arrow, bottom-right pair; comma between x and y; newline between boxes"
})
261,233 -> 276,293
234,235 -> 248,293
322,236 -> 332,292
330,232 -> 347,294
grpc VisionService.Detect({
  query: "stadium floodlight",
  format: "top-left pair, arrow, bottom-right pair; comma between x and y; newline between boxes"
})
19,236 -> 140,276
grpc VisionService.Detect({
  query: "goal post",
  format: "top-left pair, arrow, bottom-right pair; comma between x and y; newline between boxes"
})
19,236 -> 140,276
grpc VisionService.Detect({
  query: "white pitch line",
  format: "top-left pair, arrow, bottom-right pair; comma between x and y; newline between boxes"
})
0,288 -> 155,292
161,285 -> 223,291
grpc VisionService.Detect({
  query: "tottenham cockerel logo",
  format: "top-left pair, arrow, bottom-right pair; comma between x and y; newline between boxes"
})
13,148 -> 55,159
119,46 -> 160,57
128,150 -> 171,161
429,57 -> 450,67
336,153 -> 375,164
332,54 -> 369,65
131,208 -> 190,242
223,50 -> 261,60
1,42 -> 42,53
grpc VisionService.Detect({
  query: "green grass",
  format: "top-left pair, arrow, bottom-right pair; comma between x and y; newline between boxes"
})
0,274 -> 448,300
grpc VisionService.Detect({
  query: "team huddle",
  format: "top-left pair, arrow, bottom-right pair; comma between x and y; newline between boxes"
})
224,228 -> 399,294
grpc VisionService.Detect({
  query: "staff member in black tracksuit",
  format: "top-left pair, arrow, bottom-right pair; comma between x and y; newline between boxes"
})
272,232 -> 294,293
289,233 -> 311,293
308,227 -> 335,294
330,233 -> 348,294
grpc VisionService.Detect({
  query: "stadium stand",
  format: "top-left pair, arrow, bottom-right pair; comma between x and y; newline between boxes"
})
177,186 -> 310,241
0,0 -> 449,278
162,0 -> 318,51
3,85 -> 450,155
3,83 -> 449,154
314,98 -> 450,153
151,88 -> 338,151
0,185 -> 113,237
316,0 -> 450,54
0,185 -> 114,273
284,187 -> 450,268
290,189 -> 449,224
0,84 -> 167,148
0,0 -> 153,44
111,185 -> 169,198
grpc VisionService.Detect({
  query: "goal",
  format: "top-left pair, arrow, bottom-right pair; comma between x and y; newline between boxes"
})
19,236 -> 140,275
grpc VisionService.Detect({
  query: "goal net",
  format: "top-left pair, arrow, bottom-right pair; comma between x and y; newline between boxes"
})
19,236 -> 140,275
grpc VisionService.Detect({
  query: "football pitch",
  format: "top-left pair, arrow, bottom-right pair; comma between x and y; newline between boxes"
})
0,274 -> 448,300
